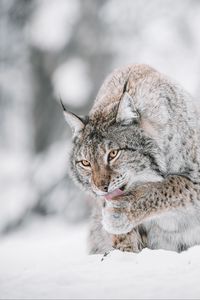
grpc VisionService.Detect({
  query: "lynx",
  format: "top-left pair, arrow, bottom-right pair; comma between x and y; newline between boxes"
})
62,64 -> 200,254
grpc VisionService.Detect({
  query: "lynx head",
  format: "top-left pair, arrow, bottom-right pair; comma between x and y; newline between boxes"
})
62,92 -> 165,200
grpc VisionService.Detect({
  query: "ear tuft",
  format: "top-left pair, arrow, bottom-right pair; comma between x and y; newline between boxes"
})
60,100 -> 85,137
116,92 -> 140,125
60,98 -> 67,112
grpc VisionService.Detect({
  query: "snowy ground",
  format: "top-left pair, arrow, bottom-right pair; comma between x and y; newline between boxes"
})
0,217 -> 200,299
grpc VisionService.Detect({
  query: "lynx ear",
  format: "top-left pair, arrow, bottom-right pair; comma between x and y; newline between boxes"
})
60,100 -> 85,136
116,92 -> 140,125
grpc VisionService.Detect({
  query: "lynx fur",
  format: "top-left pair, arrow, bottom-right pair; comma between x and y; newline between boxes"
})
63,64 -> 200,254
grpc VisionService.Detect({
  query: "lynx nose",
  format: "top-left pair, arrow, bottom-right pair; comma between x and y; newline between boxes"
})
92,168 -> 110,194
102,185 -> 108,192
95,183 -> 109,193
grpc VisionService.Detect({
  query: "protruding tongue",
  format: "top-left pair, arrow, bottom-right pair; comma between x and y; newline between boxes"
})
105,188 -> 124,200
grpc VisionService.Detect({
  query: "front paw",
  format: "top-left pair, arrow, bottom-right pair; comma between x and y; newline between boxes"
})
102,186 -> 150,234
112,232 -> 142,253
102,200 -> 134,234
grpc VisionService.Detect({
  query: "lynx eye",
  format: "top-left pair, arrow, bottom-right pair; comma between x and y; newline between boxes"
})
108,149 -> 120,161
80,160 -> 91,167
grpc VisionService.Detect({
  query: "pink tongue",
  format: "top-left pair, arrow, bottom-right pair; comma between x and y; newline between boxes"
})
105,188 -> 124,200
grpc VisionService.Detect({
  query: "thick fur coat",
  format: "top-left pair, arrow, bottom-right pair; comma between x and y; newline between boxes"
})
63,64 -> 200,254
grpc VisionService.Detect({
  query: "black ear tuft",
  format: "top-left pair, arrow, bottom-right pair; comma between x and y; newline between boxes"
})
60,98 -> 67,112
123,79 -> 129,94
59,98 -> 85,137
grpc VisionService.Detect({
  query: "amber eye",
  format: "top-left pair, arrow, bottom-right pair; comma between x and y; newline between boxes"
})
81,160 -> 91,167
108,149 -> 120,161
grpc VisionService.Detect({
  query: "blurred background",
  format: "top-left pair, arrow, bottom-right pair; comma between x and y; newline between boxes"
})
1,0 -> 200,235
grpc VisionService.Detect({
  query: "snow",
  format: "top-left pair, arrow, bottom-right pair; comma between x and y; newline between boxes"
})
1,217 -> 200,299
33,141 -> 68,192
0,151 -> 36,232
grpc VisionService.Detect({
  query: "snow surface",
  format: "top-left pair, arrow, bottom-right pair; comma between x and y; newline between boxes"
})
0,217 -> 200,299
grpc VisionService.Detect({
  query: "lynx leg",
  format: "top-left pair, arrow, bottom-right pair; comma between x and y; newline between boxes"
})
112,226 -> 146,253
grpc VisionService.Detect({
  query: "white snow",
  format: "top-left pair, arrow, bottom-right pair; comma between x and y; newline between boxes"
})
0,151 -> 36,232
0,217 -> 200,299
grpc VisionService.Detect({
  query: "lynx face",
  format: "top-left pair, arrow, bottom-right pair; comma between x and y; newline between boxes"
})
62,89 -> 166,234
69,121 -> 164,199
62,90 -> 166,199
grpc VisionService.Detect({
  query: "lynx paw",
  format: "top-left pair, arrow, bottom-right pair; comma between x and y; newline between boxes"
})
101,200 -> 134,234
112,233 -> 142,253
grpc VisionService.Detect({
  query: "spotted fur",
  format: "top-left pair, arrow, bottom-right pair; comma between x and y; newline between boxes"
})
63,64 -> 200,254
